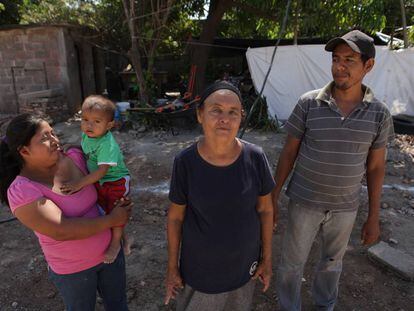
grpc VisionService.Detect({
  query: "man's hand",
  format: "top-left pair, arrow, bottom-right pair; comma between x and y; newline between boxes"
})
271,134 -> 302,232
164,267 -> 183,305
60,182 -> 83,195
361,219 -> 380,245
364,147 -> 385,245
252,260 -> 272,292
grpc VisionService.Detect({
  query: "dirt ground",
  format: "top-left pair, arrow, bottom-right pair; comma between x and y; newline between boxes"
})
0,120 -> 413,311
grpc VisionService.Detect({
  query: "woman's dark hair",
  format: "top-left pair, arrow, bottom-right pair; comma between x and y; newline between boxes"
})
0,114 -> 45,205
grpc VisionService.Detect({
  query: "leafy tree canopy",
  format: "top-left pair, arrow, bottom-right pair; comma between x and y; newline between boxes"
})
0,0 -> 23,25
3,0 -> 413,48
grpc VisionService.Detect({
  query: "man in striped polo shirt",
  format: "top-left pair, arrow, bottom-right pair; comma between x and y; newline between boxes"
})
272,30 -> 394,311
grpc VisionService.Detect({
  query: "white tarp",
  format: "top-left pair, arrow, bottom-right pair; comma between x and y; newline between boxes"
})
246,45 -> 414,120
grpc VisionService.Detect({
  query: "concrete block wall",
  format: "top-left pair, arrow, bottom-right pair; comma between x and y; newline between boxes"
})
0,25 -> 106,116
0,26 -> 64,113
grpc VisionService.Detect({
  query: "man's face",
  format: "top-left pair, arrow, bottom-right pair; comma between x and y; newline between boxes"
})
331,43 -> 374,90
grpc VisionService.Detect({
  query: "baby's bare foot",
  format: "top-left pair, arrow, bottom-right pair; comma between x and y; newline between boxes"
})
123,236 -> 133,256
104,242 -> 121,264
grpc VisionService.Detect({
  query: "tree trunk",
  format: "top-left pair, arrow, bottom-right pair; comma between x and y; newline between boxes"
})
190,0 -> 233,96
122,0 -> 149,103
128,41 -> 148,103
400,0 -> 408,48
389,18 -> 396,50
147,0 -> 174,75
293,0 -> 301,45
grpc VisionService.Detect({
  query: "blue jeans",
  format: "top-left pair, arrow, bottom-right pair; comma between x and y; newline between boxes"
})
277,200 -> 357,311
48,251 -> 128,311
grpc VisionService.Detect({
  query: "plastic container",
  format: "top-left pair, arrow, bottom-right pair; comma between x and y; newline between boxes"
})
116,102 -> 130,112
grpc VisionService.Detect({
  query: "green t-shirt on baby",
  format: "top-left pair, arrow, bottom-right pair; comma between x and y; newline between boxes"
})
81,131 -> 129,184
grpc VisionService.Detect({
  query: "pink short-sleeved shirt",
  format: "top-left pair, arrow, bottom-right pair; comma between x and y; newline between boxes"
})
7,148 -> 111,274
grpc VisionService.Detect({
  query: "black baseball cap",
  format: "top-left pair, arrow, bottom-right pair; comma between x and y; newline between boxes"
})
325,30 -> 375,59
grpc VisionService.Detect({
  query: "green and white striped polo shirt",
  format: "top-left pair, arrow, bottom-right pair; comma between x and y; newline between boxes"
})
284,81 -> 394,210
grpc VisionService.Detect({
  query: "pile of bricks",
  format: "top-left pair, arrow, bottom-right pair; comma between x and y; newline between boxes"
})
0,114 -> 16,136
18,88 -> 69,124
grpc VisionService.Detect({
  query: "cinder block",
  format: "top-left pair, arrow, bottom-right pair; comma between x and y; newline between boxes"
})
13,43 -> 23,51
35,51 -> 48,59
0,85 -> 12,93
33,73 -> 48,84
0,77 -> 11,84
0,68 -> 11,77
15,76 -> 33,84
368,241 -> 414,281
11,59 -> 25,67
28,33 -> 48,42
25,85 -> 46,93
24,60 -> 44,70
2,50 -> 19,61
24,42 -> 44,51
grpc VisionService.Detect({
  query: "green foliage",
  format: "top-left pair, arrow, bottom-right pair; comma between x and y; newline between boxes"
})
143,70 -> 159,101
243,94 -> 279,132
19,0 -> 96,25
17,0 -> 129,52
11,0 -> 414,64
91,0 -> 129,52
0,0 -> 23,25
195,0 -> 414,42
158,8 -> 201,55
130,1 -> 205,59
12,0 -> 414,50
297,0 -> 386,37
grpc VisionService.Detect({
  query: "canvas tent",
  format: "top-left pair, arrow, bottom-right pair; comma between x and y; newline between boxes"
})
246,45 -> 414,120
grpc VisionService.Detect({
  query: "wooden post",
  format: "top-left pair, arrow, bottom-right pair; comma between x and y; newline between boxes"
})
389,19 -> 396,50
293,0 -> 301,45
400,0 -> 408,48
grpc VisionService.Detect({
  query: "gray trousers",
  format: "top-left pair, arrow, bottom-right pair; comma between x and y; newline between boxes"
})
176,280 -> 256,311
277,200 -> 357,311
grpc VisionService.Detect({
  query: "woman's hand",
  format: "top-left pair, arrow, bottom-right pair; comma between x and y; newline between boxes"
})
109,197 -> 133,227
252,260 -> 272,292
165,203 -> 186,304
256,194 -> 273,292
164,266 -> 183,305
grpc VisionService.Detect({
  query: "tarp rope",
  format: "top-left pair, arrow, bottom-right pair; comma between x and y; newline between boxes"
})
239,0 -> 292,138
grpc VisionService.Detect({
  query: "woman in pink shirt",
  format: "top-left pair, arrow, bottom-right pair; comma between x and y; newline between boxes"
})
0,114 -> 132,311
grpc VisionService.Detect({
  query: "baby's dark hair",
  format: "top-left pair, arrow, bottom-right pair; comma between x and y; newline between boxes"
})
82,95 -> 116,121
0,114 -> 46,205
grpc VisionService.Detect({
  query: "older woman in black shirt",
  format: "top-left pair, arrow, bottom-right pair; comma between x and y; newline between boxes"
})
165,81 -> 275,311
